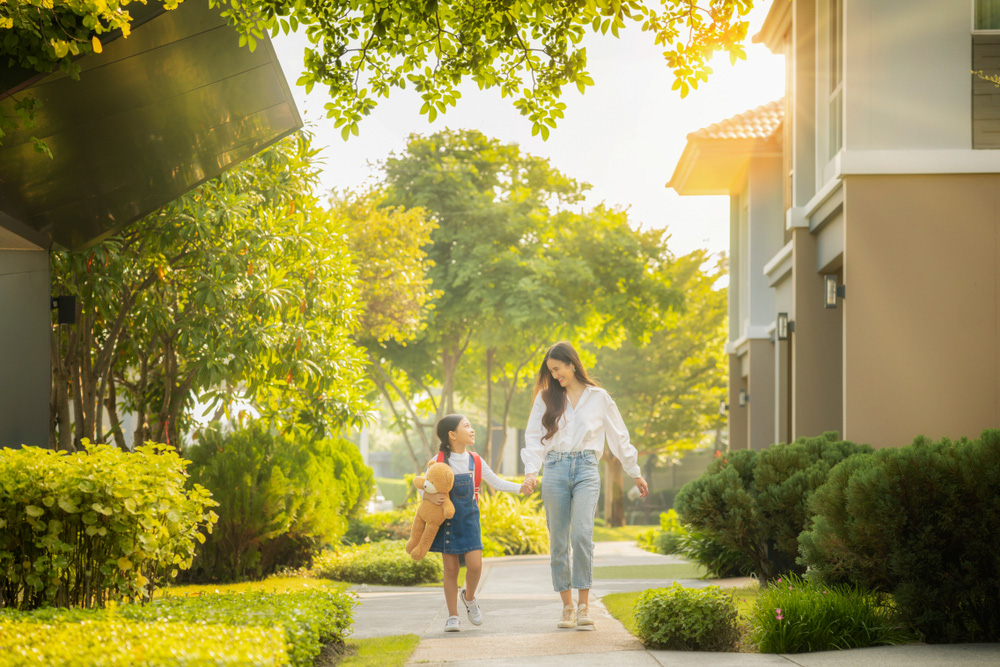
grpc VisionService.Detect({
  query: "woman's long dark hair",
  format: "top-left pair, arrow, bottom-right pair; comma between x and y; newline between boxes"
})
436,414 -> 465,462
532,342 -> 597,443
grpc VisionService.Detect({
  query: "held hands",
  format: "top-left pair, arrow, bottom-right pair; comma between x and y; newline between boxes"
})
634,476 -> 649,498
520,473 -> 538,496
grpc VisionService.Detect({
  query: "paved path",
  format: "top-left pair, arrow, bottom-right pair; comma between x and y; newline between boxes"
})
348,541 -> 1000,666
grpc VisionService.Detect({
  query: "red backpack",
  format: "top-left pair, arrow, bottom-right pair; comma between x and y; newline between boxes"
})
436,451 -> 482,504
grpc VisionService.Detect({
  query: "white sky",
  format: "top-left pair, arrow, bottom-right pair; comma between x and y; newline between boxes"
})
270,5 -> 784,258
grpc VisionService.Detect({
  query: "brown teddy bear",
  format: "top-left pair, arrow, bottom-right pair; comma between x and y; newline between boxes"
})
405,462 -> 456,561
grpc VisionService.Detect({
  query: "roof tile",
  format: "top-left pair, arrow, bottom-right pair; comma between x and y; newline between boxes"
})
689,99 -> 784,141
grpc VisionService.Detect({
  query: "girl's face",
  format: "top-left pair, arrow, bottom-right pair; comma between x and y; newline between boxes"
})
449,418 -> 475,450
547,358 -> 576,388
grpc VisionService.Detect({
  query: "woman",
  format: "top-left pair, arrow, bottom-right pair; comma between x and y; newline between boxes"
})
521,341 -> 648,629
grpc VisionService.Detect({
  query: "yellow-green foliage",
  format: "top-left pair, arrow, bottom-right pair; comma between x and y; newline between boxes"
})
313,541 -> 442,586
160,576 -> 346,598
0,442 -> 217,610
479,491 -> 548,556
0,619 -> 288,666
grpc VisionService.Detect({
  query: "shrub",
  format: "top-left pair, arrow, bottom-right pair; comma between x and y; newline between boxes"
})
479,490 -> 549,556
313,540 -> 442,586
799,430 -> 1000,643
183,423 -> 374,582
636,510 -> 753,578
749,574 -> 910,653
634,583 -> 740,651
3,587 -> 355,667
374,477 -> 410,507
0,618 -> 288,666
0,442 -> 217,610
675,433 -> 871,584
342,509 -> 412,546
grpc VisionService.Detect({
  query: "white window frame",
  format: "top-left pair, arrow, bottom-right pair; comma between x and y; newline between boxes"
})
973,0 -> 1000,32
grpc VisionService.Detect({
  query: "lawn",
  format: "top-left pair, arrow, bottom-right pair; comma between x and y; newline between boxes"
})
593,562 -> 708,580
592,523 -> 657,542
326,634 -> 421,667
159,576 -> 349,597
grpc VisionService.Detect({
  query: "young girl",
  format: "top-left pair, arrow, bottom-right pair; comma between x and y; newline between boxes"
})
420,414 -> 529,632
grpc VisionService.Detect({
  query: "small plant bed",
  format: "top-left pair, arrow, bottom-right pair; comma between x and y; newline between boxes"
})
313,540 -> 443,586
749,574 -> 913,653
593,563 -> 708,580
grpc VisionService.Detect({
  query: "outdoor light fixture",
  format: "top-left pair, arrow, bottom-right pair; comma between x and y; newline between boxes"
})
738,389 -> 748,407
51,296 -> 76,325
776,312 -> 794,341
824,275 -> 846,308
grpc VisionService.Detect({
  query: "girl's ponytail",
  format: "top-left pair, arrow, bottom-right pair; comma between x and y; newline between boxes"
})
435,414 -> 464,463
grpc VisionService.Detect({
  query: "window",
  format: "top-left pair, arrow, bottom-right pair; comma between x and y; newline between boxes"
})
975,0 -> 1000,30
828,0 -> 843,158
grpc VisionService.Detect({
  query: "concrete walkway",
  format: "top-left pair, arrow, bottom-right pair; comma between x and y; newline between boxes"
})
349,541 -> 1000,666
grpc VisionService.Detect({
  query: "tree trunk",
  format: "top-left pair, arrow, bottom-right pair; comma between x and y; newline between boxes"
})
104,375 -> 128,451
484,347 -> 494,466
603,451 -> 625,527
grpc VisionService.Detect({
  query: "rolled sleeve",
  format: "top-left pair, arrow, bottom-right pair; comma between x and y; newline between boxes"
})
521,393 -> 546,475
604,394 -> 641,479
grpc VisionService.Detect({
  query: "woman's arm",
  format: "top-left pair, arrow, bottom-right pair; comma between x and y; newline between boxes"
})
603,392 -> 642,479
521,393 -> 546,478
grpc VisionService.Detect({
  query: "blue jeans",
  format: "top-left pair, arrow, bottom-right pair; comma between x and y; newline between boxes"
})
541,450 -> 601,592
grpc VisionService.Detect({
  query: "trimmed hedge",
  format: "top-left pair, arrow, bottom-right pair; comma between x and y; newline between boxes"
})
0,618 -> 288,666
675,433 -> 871,584
183,424 -> 374,583
0,442 -> 217,610
342,509 -> 412,546
637,510 -> 753,578
1,587 -> 354,667
799,430 -> 1000,643
313,540 -> 442,586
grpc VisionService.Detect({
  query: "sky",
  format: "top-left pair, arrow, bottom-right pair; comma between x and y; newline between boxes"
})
270,5 -> 785,259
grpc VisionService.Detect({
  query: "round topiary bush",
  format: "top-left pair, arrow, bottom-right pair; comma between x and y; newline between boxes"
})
634,583 -> 741,651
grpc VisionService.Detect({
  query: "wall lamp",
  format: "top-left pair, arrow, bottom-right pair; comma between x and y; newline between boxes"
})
776,312 -> 794,341
51,295 -> 76,325
824,275 -> 846,309
738,389 -> 749,407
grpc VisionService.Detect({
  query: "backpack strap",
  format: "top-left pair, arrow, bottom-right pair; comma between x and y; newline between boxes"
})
435,451 -> 445,464
470,453 -> 482,504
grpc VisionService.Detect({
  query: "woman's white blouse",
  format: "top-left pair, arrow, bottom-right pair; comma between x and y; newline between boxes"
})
521,386 -> 642,479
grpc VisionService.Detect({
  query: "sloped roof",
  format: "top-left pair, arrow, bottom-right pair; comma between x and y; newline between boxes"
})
667,99 -> 784,196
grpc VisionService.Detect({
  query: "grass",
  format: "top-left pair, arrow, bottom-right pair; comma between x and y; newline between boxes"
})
333,634 -> 420,667
417,565 -> 465,588
159,576 -> 349,597
593,563 -> 708,580
592,524 -> 657,542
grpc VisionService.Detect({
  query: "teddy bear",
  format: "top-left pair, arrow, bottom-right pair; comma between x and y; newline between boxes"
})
405,462 -> 456,561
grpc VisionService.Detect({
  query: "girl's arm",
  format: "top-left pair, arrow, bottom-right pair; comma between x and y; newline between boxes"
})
521,393 -> 546,477
479,457 -> 522,494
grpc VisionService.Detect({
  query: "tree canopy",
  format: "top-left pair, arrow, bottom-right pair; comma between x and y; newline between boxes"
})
1,0 -> 755,142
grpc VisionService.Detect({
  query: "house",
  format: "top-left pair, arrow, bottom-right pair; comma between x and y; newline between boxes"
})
668,0 -> 1000,450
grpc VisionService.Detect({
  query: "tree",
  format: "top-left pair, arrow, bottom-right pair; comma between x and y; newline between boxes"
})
50,132 -> 369,450
2,1 -> 755,144
594,250 -> 728,525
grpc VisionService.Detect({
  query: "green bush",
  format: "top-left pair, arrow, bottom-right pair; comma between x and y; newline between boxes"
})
342,509 -> 412,546
374,477 -> 410,507
634,583 -> 740,651
637,510 -> 756,578
0,618 -> 288,666
183,423 -> 374,582
2,587 -> 354,667
749,574 -> 909,653
799,430 -> 1000,643
479,490 -> 549,556
675,433 -> 871,584
313,540 -> 442,586
0,442 -> 217,610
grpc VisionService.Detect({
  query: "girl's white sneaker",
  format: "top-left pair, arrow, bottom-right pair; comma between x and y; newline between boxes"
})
444,615 -> 461,632
460,588 -> 483,625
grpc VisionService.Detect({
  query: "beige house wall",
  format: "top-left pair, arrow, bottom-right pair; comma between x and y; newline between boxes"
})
791,227 -> 844,439
728,355 -> 749,450
747,340 -> 776,450
843,175 -> 1000,448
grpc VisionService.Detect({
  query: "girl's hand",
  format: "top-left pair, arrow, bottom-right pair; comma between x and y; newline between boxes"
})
519,481 -> 534,495
522,473 -> 537,494
634,476 -> 649,498
425,492 -> 447,506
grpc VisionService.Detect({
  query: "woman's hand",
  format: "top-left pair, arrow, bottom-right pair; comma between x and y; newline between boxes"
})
522,473 -> 538,494
425,492 -> 447,506
633,476 -> 649,498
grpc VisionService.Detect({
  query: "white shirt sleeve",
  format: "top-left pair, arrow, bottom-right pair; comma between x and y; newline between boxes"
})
603,392 -> 642,479
521,392 -> 547,475
479,457 -> 522,493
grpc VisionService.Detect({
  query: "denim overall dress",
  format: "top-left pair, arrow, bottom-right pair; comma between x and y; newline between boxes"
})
429,456 -> 482,555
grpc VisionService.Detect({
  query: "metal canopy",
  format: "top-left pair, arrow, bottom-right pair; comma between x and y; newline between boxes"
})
0,0 -> 302,250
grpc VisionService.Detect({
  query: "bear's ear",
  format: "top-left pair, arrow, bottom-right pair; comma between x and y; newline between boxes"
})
414,476 -> 426,489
